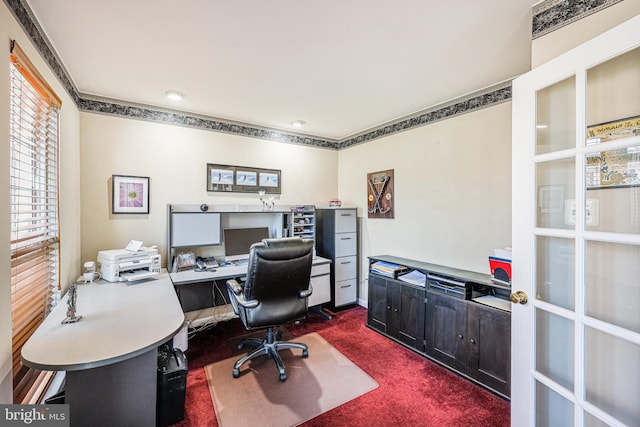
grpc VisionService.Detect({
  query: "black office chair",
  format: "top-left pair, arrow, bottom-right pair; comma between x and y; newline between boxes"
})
226,237 -> 314,381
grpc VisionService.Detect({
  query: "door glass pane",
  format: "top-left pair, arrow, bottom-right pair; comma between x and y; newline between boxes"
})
536,159 -> 575,229
584,146 -> 640,234
586,47 -> 640,140
584,412 -> 611,427
536,77 -> 576,155
585,327 -> 640,426
585,241 -> 640,333
536,236 -> 574,310
536,309 -> 574,390
535,380 -> 573,427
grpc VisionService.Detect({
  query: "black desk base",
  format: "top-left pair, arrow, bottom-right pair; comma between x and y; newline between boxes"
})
66,350 -> 157,427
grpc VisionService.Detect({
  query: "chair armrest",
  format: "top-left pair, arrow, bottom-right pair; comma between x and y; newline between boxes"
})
226,279 -> 259,309
236,297 -> 259,309
227,279 -> 243,295
299,283 -> 313,299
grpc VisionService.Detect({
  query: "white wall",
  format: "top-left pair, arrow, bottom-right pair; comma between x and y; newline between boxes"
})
338,102 -> 513,302
79,113 -> 339,263
0,3 -> 82,403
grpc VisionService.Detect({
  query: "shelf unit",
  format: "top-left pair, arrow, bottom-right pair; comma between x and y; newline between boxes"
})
284,205 -> 316,241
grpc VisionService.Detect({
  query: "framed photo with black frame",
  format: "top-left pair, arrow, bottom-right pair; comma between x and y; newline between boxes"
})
112,175 -> 150,214
206,163 -> 281,194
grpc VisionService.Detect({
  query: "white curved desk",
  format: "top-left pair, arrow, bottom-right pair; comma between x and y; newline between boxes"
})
21,274 -> 184,427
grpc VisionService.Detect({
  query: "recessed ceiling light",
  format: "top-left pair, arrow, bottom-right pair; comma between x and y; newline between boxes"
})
291,120 -> 306,128
165,90 -> 184,101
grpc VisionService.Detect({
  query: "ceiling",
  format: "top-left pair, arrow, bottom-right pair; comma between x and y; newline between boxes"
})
25,0 -> 536,141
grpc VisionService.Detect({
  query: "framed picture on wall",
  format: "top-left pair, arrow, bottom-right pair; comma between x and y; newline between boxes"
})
207,163 -> 281,194
367,169 -> 394,219
236,170 -> 257,186
112,175 -> 150,214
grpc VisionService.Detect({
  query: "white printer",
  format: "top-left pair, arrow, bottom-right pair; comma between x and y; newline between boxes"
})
97,246 -> 162,282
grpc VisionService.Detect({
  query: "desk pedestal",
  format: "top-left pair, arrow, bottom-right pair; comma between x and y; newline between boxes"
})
66,350 -> 157,427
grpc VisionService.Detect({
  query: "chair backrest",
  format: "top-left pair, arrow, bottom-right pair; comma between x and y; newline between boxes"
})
241,237 -> 314,327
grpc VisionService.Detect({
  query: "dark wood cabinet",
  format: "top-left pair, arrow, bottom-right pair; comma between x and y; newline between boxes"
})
466,302 -> 511,396
367,255 -> 511,399
367,274 -> 425,352
424,291 -> 511,397
367,273 -> 388,332
425,291 -> 467,372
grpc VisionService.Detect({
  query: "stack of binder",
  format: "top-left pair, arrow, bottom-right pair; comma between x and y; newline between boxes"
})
370,261 -> 407,278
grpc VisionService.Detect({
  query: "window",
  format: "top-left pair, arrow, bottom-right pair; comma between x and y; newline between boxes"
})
9,40 -> 62,404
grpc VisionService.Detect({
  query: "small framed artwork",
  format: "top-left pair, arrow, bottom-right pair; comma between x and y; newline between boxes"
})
112,175 -> 150,214
259,171 -> 279,188
367,169 -> 394,219
236,170 -> 257,186
207,163 -> 281,194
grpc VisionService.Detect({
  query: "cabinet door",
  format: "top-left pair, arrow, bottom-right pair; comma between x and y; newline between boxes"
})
367,274 -> 387,333
389,283 -> 425,352
425,292 -> 467,372
467,303 -> 511,397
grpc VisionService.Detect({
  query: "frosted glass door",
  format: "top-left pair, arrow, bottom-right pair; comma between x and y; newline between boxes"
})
511,16 -> 640,427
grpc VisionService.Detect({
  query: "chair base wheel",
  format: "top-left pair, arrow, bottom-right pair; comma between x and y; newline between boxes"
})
231,327 -> 309,380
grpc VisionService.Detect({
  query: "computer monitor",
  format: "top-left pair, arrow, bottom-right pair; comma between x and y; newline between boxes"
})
223,227 -> 270,261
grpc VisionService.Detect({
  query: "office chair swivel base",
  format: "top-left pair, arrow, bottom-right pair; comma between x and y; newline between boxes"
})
232,327 -> 308,381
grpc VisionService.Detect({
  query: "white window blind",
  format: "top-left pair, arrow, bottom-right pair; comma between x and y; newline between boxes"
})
9,40 -> 61,404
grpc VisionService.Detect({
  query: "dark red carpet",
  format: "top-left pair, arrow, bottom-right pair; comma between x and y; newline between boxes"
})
175,306 -> 510,427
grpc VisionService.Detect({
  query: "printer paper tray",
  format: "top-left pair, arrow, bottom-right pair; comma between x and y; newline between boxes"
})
120,271 -> 159,281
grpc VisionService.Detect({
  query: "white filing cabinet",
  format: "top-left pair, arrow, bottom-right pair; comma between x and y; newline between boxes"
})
316,208 -> 358,309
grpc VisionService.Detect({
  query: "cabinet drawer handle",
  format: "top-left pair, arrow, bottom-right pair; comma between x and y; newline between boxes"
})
340,261 -> 352,265
340,284 -> 352,288
470,339 -> 476,344
340,213 -> 352,216
340,237 -> 352,240
458,334 -> 464,339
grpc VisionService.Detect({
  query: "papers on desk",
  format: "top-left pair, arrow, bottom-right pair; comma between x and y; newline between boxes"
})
370,261 -> 407,278
398,270 -> 426,286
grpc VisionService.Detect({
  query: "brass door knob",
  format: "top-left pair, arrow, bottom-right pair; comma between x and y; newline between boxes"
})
510,290 -> 528,305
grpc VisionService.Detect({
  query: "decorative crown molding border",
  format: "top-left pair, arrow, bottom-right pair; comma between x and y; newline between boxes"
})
338,82 -> 512,149
77,93 -> 338,149
4,0 -> 619,149
532,0 -> 624,39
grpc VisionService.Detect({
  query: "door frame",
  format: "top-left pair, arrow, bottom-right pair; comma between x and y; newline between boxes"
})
511,15 -> 640,426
